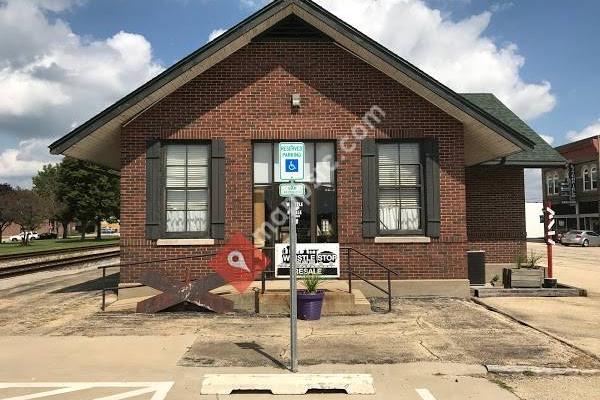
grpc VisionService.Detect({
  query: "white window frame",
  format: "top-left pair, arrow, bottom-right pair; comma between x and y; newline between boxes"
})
546,173 -> 553,195
162,142 -> 211,238
583,166 -> 591,191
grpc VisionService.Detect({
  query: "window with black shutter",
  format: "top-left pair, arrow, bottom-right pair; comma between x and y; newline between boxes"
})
163,143 -> 210,237
377,142 -> 424,235
362,138 -> 440,239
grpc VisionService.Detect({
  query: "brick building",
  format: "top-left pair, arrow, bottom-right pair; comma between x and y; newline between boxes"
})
49,0 -> 563,296
543,136 -> 600,233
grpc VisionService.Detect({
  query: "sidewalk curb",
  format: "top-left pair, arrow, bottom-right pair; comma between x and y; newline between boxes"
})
471,298 -> 600,365
485,364 -> 600,376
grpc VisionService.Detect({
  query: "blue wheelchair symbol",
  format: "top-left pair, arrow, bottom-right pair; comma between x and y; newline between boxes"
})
285,159 -> 299,173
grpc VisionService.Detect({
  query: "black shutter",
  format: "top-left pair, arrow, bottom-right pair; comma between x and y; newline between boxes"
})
145,140 -> 161,240
424,138 -> 440,238
362,139 -> 378,237
211,139 -> 225,240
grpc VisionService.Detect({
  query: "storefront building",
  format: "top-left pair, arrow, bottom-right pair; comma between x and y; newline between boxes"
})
543,136 -> 600,233
50,0 -> 564,296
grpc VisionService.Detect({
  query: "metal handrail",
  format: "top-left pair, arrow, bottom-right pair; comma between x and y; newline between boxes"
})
97,245 -> 399,313
340,247 -> 401,277
341,247 -> 399,312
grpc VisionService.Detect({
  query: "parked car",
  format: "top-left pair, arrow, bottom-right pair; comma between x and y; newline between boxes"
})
561,230 -> 600,247
101,227 -> 115,234
9,231 -> 40,242
38,232 -> 58,240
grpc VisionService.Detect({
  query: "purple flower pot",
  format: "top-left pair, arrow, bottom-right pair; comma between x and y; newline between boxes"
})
297,290 -> 324,320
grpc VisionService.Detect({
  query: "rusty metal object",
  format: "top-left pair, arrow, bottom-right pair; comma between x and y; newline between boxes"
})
136,271 -> 233,313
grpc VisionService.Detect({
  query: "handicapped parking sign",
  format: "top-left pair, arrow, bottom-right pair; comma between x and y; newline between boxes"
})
285,159 -> 299,172
279,143 -> 304,181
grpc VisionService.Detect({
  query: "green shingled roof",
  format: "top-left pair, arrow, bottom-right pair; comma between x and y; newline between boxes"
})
461,93 -> 565,167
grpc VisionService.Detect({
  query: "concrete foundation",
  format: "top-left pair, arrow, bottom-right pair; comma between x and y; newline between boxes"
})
117,278 -> 471,302
111,280 -> 372,315
353,279 -> 470,298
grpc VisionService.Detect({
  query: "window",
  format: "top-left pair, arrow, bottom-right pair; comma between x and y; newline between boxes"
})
164,143 -> 209,236
377,142 -> 423,234
252,141 -> 337,244
583,167 -> 591,191
253,142 -> 335,185
546,172 -> 560,195
546,173 -> 553,195
592,166 -> 598,190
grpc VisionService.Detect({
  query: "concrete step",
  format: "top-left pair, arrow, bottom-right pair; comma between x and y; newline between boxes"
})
108,280 -> 372,315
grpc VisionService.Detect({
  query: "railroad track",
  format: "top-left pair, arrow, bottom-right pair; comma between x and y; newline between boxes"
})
0,243 -> 119,261
0,248 -> 120,278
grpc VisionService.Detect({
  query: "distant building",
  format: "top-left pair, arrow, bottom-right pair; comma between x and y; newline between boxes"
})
525,202 -> 544,238
542,136 -> 600,233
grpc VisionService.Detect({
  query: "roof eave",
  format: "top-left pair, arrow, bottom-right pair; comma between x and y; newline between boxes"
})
480,159 -> 567,168
49,0 -> 535,161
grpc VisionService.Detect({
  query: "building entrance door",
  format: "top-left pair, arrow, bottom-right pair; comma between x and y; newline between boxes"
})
252,142 -> 337,278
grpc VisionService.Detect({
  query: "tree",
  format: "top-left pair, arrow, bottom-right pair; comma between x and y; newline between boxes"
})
0,183 -> 14,241
56,157 -> 119,240
33,164 -> 74,239
5,189 -> 47,245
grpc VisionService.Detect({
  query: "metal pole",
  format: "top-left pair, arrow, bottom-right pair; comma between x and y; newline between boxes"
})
546,200 -> 553,279
387,270 -> 392,313
347,248 -> 352,293
289,194 -> 298,372
101,267 -> 106,311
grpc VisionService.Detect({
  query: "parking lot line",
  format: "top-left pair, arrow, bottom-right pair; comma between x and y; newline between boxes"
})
416,388 -> 438,400
0,382 -> 174,400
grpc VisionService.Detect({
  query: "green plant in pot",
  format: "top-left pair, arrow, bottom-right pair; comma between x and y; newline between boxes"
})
504,251 -> 545,288
515,251 -> 543,269
297,274 -> 325,320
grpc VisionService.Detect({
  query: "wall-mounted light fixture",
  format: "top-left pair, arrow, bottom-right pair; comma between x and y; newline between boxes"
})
291,93 -> 301,108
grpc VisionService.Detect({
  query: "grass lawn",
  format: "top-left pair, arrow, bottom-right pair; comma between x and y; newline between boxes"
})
0,237 -> 119,256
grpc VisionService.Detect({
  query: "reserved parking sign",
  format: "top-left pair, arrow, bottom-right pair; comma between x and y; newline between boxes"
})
279,142 -> 304,181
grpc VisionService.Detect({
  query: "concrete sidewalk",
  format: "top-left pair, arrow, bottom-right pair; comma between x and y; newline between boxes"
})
480,296 -> 600,360
478,242 -> 600,360
0,335 -> 518,400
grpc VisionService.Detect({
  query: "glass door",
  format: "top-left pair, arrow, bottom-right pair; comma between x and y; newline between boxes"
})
252,141 -> 337,247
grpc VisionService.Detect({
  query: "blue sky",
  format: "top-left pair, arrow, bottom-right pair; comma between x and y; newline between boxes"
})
0,0 -> 598,200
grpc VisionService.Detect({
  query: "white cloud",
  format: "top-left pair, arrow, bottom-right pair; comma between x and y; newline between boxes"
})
208,28 -> 226,42
0,138 -> 62,187
307,0 -> 556,121
0,0 -> 163,135
240,0 -> 267,8
0,0 -> 164,185
539,134 -> 554,145
567,119 -> 600,142
28,0 -> 84,12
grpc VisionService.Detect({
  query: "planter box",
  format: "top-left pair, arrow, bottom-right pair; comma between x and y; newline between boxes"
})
503,268 -> 544,288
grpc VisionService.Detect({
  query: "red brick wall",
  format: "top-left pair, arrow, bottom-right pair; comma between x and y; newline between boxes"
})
466,166 -> 526,263
120,41 -> 468,283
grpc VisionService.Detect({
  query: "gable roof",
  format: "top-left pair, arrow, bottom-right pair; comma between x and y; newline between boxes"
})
462,93 -> 566,167
49,0 -> 537,169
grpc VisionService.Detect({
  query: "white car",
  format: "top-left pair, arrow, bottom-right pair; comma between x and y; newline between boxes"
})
9,232 -> 40,242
